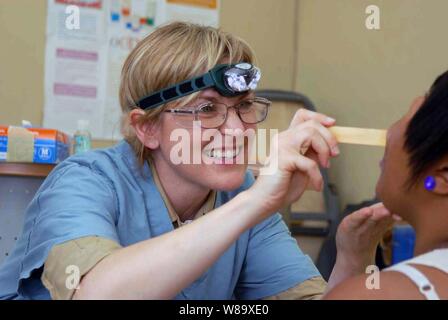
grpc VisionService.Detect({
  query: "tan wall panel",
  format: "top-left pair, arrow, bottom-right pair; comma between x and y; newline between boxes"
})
0,0 -> 46,127
295,0 -> 448,208
221,0 -> 297,90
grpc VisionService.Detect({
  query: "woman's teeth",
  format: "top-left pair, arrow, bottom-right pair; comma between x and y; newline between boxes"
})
205,147 -> 242,159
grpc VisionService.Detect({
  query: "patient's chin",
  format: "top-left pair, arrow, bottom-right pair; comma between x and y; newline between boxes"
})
375,171 -> 393,201
375,179 -> 394,211
375,178 -> 385,200
375,184 -> 407,221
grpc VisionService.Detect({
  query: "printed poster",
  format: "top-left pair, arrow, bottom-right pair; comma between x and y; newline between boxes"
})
43,0 -> 220,140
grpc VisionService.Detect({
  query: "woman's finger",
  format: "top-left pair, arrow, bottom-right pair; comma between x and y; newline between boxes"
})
290,153 -> 323,191
304,149 -> 320,166
289,108 -> 336,128
359,205 -> 395,235
292,120 -> 339,157
290,123 -> 332,168
344,207 -> 373,229
369,203 -> 392,222
371,203 -> 402,222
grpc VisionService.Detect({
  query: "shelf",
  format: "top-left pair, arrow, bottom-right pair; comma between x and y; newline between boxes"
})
0,162 -> 56,178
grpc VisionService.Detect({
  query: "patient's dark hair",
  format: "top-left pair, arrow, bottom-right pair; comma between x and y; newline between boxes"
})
405,70 -> 448,187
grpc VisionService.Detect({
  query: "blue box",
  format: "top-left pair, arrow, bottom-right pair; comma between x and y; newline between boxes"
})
0,126 -> 70,164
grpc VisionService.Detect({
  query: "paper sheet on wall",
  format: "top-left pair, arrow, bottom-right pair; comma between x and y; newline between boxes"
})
44,0 -> 219,140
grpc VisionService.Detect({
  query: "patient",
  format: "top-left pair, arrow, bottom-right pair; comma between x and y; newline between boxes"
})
325,71 -> 448,300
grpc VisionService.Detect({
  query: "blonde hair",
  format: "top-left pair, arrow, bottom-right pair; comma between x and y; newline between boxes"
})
119,21 -> 256,162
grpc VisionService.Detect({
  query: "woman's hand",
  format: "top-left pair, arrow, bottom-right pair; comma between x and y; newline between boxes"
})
249,109 -> 339,215
326,202 -> 401,291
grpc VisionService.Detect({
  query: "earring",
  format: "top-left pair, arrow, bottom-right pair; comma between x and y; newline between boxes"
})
424,176 -> 436,191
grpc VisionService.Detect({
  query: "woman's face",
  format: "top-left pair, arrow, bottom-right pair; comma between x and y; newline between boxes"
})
155,89 -> 257,191
376,96 -> 426,219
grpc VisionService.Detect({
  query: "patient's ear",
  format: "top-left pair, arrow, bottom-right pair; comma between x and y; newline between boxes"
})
431,159 -> 448,195
130,109 -> 160,150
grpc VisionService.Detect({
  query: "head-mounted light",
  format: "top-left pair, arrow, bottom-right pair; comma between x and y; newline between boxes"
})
137,62 -> 261,110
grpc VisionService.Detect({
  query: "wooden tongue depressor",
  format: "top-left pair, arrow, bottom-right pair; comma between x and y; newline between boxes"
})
329,126 -> 387,146
250,126 -> 386,178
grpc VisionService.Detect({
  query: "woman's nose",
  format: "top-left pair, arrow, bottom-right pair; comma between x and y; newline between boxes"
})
220,107 -> 245,131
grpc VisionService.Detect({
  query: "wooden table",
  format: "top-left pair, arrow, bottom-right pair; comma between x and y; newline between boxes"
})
0,162 -> 55,178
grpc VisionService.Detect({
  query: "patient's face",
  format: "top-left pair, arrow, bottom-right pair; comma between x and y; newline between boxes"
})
376,96 -> 425,218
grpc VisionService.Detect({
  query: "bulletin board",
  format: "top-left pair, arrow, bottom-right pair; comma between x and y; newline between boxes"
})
43,0 -> 219,140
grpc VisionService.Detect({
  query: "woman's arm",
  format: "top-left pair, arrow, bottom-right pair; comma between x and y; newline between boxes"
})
74,178 -> 394,300
74,109 -> 393,299
75,109 -> 336,300
74,188 -> 270,299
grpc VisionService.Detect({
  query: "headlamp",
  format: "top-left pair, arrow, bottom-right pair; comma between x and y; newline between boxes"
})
137,62 -> 261,110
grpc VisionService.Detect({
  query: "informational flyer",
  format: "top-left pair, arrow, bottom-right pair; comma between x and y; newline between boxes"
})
165,0 -> 219,27
43,0 -> 220,140
43,0 -> 108,139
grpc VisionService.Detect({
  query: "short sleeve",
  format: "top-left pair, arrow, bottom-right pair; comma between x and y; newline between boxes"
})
17,163 -> 120,299
235,213 -> 323,300
41,236 -> 122,300
263,276 -> 327,300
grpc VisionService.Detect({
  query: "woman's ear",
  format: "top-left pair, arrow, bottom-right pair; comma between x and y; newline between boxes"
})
431,160 -> 448,195
129,109 -> 160,150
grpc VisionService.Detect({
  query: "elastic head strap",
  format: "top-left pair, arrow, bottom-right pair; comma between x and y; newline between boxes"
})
136,64 -> 250,110
137,72 -> 215,110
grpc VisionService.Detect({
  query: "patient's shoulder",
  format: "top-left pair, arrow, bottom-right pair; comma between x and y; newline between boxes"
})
324,269 -> 427,300
325,244 -> 448,299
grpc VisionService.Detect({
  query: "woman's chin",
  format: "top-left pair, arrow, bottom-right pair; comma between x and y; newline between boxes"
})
203,166 -> 247,191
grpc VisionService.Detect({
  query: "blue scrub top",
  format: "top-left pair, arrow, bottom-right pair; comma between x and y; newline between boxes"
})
0,140 -> 320,300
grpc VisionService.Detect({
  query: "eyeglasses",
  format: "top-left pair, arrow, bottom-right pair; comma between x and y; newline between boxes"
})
164,97 -> 271,129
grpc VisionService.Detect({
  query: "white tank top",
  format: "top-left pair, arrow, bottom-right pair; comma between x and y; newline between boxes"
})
385,248 -> 448,300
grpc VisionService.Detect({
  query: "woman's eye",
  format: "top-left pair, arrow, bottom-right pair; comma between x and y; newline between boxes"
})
238,101 -> 253,112
200,104 -> 216,113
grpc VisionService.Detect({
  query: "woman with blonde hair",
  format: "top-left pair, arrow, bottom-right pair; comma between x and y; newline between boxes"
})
0,22 -> 393,300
